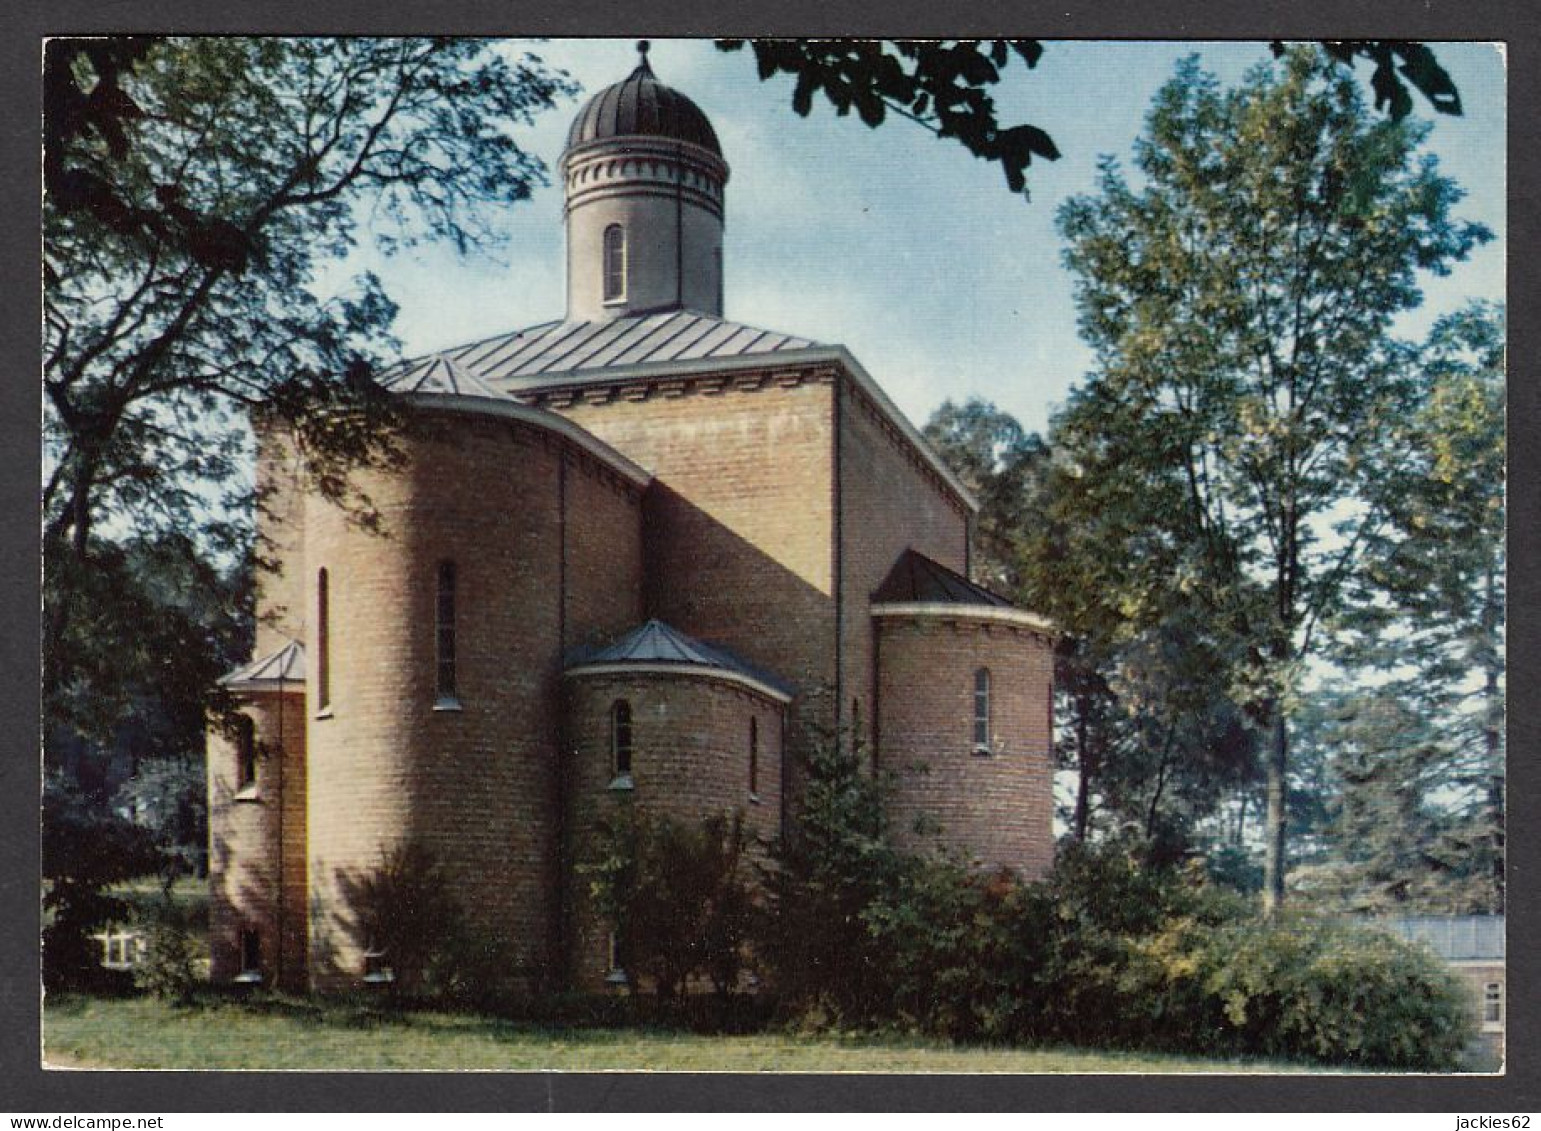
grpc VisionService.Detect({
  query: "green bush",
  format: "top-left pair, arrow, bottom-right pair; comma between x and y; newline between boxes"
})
581,805 -> 756,1001
1186,917 -> 1473,1070
134,915 -> 200,1005
815,833 -> 1472,1069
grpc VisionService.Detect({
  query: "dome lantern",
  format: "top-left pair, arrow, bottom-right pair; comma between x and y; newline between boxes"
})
560,46 -> 730,322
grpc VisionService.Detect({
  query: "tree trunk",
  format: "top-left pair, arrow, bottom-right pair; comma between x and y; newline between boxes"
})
1072,696 -> 1093,841
1262,710 -> 1288,915
1483,562 -> 1504,911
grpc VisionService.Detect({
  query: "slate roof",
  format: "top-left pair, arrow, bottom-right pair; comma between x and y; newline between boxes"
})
379,310 -> 823,397
1377,916 -> 1505,962
872,548 -> 1015,608
566,51 -> 722,157
221,639 -> 306,689
566,618 -> 793,699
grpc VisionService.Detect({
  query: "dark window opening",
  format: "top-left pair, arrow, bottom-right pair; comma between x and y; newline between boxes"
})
236,715 -> 257,790
363,940 -> 395,984
316,568 -> 331,711
603,224 -> 626,302
612,699 -> 633,777
973,668 -> 991,752
749,716 -> 759,797
1486,982 -> 1503,1024
436,560 -> 457,701
239,928 -> 261,976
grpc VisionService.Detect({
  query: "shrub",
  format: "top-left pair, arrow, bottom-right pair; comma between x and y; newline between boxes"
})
337,840 -> 468,1000
42,773 -> 160,990
582,805 -> 756,1001
1188,917 -> 1473,1070
758,712 -> 905,1022
134,914 -> 200,1005
858,834 -> 1472,1069
854,858 -> 1026,1041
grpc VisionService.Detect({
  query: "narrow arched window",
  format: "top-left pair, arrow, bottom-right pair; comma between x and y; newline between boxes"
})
239,928 -> 261,979
749,716 -> 759,797
603,224 -> 626,302
235,715 -> 257,790
316,568 -> 331,711
436,560 -> 457,702
973,667 -> 991,753
611,699 -> 633,777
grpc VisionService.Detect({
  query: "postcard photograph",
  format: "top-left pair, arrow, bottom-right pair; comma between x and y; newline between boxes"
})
39,36 -> 1507,1076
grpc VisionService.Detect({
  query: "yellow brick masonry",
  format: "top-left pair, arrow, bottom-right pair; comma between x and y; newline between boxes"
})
564,671 -> 784,991
877,614 -> 1056,878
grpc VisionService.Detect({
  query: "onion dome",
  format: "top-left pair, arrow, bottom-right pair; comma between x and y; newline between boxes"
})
565,41 -> 722,156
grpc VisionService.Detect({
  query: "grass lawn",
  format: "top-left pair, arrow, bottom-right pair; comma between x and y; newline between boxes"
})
44,995 -> 1336,1073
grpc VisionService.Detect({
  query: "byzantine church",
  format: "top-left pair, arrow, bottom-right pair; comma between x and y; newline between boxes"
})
209,44 -> 1056,993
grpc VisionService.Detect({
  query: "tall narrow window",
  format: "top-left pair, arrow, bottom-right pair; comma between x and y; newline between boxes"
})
749,716 -> 759,798
714,245 -> 724,312
973,668 -> 992,753
436,560 -> 457,703
603,224 -> 626,302
236,715 -> 257,791
611,699 -> 633,778
605,930 -> 628,984
239,928 -> 261,980
1486,982 -> 1503,1025
316,568 -> 331,712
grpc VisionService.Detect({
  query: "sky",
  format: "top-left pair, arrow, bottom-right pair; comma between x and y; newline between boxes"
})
342,39 -> 1507,441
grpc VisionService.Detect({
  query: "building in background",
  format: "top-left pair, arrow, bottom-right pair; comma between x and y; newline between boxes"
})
1377,916 -> 1505,1070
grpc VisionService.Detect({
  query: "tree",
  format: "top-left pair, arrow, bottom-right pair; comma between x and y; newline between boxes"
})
925,398 -> 1258,849
1054,48 -> 1490,910
719,39 -> 1463,200
921,398 -> 1044,594
43,37 -> 575,734
1304,302 -> 1506,913
42,771 -> 161,989
758,711 -> 906,1018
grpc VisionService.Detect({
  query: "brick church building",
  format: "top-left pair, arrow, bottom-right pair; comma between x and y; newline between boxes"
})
207,46 -> 1056,994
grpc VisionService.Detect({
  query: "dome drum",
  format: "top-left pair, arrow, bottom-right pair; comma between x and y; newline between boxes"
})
561,138 -> 727,220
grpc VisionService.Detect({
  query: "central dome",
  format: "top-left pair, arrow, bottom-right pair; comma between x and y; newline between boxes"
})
565,45 -> 722,156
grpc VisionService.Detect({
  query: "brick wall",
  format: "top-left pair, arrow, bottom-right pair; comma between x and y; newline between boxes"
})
302,407 -> 642,991
836,378 -> 971,747
542,370 -> 838,805
252,422 -> 307,658
564,670 -> 784,992
207,688 -> 307,990
542,372 -> 836,688
876,613 -> 1055,878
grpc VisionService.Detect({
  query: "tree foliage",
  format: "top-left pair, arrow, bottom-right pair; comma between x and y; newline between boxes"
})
1294,303 -> 1505,913
719,39 -> 1464,199
582,806 -> 756,1001
43,37 -> 574,734
925,398 -> 1258,850
1054,48 -> 1489,909
757,713 -> 906,1020
42,772 -> 161,990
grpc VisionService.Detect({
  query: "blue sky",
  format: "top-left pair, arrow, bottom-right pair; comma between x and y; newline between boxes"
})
349,39 -> 1506,439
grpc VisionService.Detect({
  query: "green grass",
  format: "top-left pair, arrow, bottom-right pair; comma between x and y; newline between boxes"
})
44,995 -> 1336,1073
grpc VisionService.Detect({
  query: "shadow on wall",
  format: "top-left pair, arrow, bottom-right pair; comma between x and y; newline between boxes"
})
324,843 -> 541,1004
